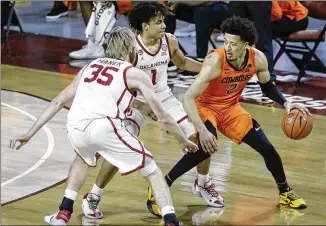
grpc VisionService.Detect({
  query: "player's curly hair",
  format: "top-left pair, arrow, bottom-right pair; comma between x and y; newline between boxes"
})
128,2 -> 167,33
221,16 -> 258,45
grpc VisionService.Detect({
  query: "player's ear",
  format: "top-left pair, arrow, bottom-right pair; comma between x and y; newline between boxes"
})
142,22 -> 149,32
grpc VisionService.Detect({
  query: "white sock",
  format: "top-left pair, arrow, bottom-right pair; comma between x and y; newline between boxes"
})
197,173 -> 209,188
64,189 -> 78,201
90,184 -> 104,197
161,206 -> 175,216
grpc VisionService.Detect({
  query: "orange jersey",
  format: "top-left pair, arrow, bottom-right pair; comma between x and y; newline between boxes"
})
197,47 -> 256,108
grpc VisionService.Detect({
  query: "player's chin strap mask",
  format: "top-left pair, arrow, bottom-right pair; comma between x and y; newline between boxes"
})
259,80 -> 286,106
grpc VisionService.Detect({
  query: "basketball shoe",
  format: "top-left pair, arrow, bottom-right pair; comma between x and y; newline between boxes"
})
82,193 -> 103,219
147,178 -> 224,218
44,210 -> 71,225
147,186 -> 162,218
192,178 -> 225,208
279,189 -> 307,209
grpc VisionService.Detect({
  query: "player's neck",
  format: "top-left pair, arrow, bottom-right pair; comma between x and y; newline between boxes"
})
139,33 -> 160,47
228,50 -> 247,70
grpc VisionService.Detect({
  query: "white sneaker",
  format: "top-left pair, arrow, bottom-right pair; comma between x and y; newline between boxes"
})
69,40 -> 105,59
82,193 -> 103,219
44,210 -> 71,225
193,178 -> 225,207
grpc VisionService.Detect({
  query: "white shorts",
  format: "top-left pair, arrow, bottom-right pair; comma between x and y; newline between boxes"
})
66,118 -> 157,177
124,95 -> 195,138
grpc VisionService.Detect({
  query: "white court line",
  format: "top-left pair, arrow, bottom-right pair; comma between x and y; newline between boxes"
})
1,102 -> 54,187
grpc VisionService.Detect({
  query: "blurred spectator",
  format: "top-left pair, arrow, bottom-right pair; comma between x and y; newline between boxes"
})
165,1 -> 230,59
69,1 -> 117,59
271,1 -> 309,37
46,1 -> 77,19
79,1 -> 93,26
229,1 -> 276,82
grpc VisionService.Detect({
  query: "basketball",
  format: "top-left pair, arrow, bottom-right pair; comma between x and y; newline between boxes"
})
281,108 -> 313,139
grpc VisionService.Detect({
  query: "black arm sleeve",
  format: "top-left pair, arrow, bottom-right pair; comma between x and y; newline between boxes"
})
259,81 -> 286,106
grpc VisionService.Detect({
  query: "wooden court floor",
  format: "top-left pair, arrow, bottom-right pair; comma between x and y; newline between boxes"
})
1,64 -> 326,225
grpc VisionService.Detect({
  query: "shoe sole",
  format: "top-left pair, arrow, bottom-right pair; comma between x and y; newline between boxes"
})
46,11 -> 68,19
280,202 -> 307,209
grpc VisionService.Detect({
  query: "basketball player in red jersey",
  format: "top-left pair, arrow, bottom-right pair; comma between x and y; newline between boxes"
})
182,16 -> 311,209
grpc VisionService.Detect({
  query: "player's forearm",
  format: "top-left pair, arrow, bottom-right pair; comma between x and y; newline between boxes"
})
179,57 -> 202,73
259,81 -> 287,106
182,95 -> 207,133
159,114 -> 188,143
26,100 -> 65,137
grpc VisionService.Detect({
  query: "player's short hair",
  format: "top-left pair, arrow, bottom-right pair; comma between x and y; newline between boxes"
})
128,2 -> 167,33
105,26 -> 136,59
221,16 -> 258,45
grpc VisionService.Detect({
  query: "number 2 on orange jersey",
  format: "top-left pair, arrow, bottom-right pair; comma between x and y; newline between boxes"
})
226,83 -> 238,95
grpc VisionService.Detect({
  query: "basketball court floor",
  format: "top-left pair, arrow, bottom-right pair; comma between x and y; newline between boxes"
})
1,2 -> 326,225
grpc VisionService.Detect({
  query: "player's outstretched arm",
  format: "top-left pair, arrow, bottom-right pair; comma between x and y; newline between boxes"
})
126,67 -> 198,153
183,52 -> 220,154
255,49 -> 311,115
9,67 -> 84,150
166,33 -> 202,73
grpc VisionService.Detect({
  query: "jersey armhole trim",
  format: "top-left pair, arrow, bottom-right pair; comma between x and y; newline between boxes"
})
123,65 -> 136,96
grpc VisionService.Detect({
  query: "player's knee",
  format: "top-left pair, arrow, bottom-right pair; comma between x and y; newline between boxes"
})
139,156 -> 158,177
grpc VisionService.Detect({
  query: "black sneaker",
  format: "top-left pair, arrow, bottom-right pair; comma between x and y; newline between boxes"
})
46,1 -> 68,19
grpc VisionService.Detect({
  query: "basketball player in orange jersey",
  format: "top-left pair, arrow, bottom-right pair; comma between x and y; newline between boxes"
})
181,16 -> 311,209
81,2 -> 226,220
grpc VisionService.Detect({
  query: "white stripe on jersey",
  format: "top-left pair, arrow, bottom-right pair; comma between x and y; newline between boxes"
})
134,33 -> 172,102
67,58 -> 135,131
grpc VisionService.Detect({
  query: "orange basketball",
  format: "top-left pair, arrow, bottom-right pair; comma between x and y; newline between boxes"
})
281,108 -> 313,140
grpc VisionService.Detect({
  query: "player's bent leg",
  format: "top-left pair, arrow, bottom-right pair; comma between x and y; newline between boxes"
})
45,154 -> 89,225
242,119 -> 307,209
194,120 -> 224,208
83,112 -> 145,219
142,158 -> 181,226
82,160 -> 118,219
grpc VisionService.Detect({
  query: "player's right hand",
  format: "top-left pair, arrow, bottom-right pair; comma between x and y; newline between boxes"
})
198,129 -> 219,154
179,139 -> 198,154
9,134 -> 31,150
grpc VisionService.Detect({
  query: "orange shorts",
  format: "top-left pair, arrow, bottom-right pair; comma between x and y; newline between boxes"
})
196,102 -> 253,144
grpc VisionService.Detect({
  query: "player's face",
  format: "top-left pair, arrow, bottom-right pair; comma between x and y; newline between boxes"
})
143,14 -> 166,39
224,33 -> 248,61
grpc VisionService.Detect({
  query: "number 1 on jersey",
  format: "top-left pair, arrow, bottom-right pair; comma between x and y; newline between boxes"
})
151,69 -> 157,85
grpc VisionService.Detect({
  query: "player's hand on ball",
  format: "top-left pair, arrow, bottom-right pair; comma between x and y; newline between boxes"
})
199,129 -> 219,155
180,140 -> 198,154
9,134 -> 31,150
284,101 -> 311,116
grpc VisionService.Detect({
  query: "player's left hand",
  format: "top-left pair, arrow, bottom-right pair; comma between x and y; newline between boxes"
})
9,134 -> 31,150
284,101 -> 311,116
